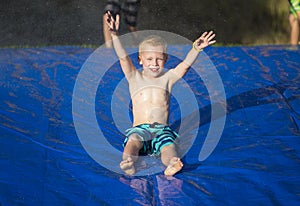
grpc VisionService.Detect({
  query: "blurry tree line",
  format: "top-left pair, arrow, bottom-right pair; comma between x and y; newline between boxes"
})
0,0 -> 291,47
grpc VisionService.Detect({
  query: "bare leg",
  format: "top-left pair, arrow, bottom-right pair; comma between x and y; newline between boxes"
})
161,144 -> 183,176
289,13 -> 300,45
103,14 -> 113,48
120,134 -> 143,175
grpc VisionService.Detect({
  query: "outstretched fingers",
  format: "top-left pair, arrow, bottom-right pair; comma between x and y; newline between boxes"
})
105,11 -> 120,32
200,31 -> 208,39
202,31 -> 216,43
195,31 -> 216,49
206,31 -> 216,45
115,13 -> 120,31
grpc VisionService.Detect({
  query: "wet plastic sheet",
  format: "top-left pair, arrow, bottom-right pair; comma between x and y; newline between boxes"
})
0,45 -> 299,205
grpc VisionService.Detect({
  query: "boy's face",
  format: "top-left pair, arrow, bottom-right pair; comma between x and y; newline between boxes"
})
139,45 -> 167,78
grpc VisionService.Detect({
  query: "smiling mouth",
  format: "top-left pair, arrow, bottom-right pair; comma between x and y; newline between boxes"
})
149,67 -> 160,72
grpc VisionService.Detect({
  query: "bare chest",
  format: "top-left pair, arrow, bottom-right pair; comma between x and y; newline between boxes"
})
129,74 -> 171,103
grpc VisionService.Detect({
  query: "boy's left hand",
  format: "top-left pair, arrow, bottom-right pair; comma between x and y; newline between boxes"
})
194,31 -> 216,50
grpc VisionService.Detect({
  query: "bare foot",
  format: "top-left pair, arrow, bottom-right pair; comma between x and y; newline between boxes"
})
164,157 -> 183,176
120,157 -> 135,175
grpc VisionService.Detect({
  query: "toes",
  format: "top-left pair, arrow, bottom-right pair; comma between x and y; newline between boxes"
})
120,158 -> 135,175
164,158 -> 183,176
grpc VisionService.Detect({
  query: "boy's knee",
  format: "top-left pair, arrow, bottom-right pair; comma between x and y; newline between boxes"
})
127,134 -> 143,146
161,143 -> 176,153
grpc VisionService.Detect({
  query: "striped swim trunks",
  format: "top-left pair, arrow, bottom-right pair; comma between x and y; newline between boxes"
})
123,123 -> 179,156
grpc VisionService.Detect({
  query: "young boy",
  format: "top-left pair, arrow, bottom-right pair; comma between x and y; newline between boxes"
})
105,11 -> 216,176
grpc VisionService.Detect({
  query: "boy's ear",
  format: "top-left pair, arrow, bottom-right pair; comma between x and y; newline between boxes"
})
138,56 -> 142,64
164,53 -> 168,61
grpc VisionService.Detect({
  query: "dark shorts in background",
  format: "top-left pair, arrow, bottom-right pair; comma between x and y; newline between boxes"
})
104,0 -> 141,26
289,0 -> 300,16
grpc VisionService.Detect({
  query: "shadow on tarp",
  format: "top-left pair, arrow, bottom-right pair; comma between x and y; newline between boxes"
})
0,45 -> 299,205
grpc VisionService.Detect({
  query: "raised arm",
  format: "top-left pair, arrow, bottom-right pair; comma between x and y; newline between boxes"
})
172,31 -> 216,78
105,11 -> 136,79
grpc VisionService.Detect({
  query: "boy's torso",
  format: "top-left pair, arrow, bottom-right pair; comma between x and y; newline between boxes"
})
128,69 -> 178,126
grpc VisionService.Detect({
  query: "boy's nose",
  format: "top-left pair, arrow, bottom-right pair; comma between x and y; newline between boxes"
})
152,59 -> 158,65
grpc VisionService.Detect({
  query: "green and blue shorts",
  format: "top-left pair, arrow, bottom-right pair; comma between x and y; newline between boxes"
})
123,123 -> 179,156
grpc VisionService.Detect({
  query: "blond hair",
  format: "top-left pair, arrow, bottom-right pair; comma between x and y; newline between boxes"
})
138,35 -> 167,53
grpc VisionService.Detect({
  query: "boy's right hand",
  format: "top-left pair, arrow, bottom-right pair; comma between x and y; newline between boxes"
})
105,11 -> 120,34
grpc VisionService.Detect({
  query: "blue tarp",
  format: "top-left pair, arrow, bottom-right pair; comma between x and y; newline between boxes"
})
0,45 -> 299,205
